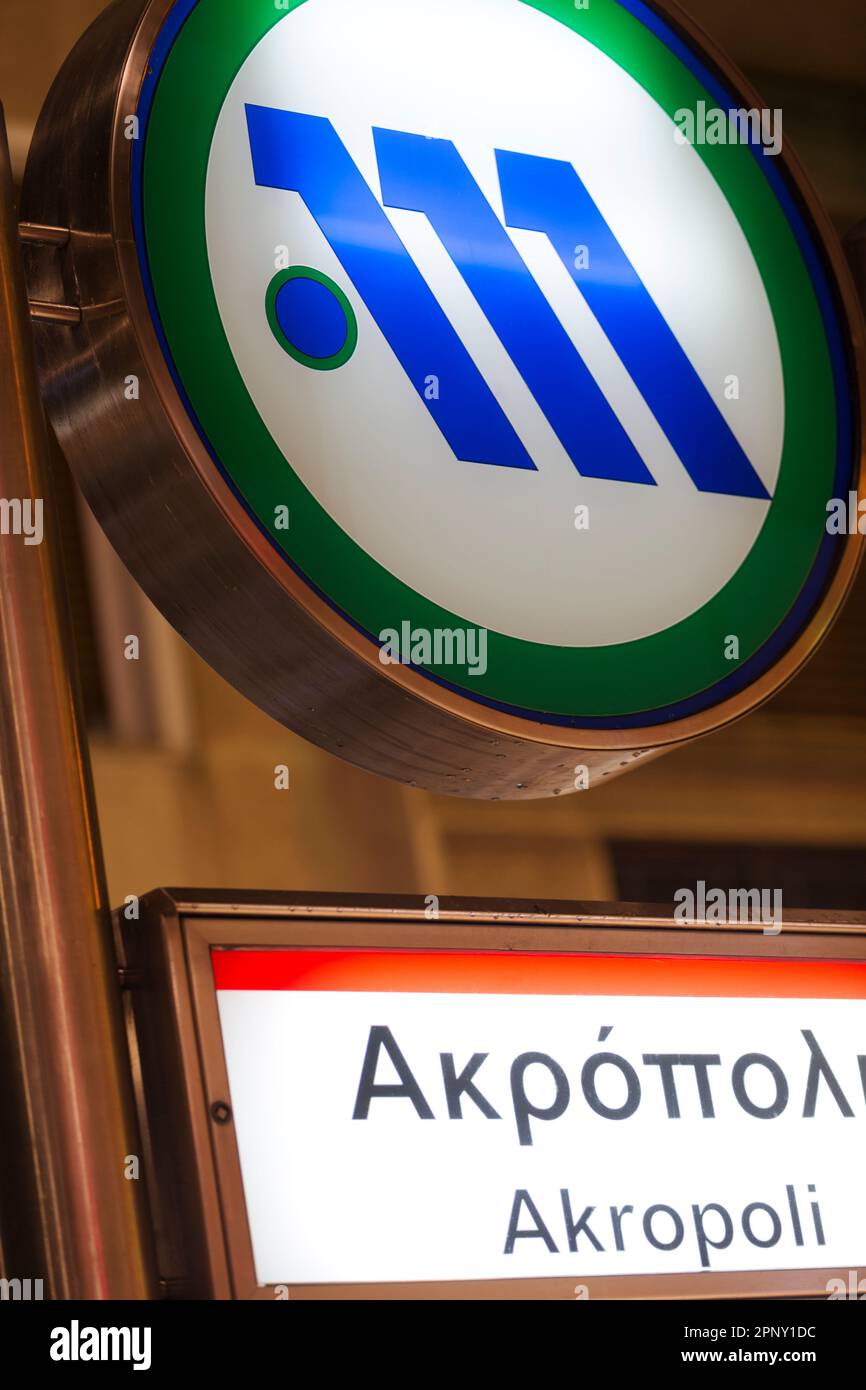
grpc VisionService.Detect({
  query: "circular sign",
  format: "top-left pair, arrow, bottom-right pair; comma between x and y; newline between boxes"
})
21,0 -> 864,798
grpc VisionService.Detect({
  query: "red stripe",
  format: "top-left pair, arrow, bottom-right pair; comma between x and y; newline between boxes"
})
210,949 -> 866,999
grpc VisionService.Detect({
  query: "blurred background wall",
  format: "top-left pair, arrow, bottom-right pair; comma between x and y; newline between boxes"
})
1,0 -> 865,911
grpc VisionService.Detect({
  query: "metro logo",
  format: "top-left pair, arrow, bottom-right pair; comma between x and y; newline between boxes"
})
124,0 -> 856,738
246,104 -> 768,499
20,0 -> 861,798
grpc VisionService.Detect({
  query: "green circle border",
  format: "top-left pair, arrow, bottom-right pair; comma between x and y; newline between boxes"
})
265,266 -> 358,371
141,0 -> 842,719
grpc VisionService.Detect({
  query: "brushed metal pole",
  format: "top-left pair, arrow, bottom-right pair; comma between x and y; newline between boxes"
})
0,105 -> 157,1300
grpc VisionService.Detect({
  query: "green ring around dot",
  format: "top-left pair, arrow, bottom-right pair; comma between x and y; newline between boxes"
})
265,266 -> 358,371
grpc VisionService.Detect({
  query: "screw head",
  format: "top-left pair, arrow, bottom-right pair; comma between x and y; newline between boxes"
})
210,1100 -> 232,1125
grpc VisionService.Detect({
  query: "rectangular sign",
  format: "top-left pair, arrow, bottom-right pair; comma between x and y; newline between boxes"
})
212,947 -> 866,1289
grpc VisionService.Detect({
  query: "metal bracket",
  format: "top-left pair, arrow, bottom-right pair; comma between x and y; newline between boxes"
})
19,221 -> 70,247
18,220 -> 123,325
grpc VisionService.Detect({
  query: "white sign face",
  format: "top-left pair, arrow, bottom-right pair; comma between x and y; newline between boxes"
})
205,0 -> 781,648
213,950 -> 866,1287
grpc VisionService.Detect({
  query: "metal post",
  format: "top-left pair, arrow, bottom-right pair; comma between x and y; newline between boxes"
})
0,106 -> 156,1299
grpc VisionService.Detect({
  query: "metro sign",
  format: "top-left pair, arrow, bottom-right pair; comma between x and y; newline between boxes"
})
118,893 -> 866,1300
246,106 -> 768,498
214,945 -> 866,1288
23,0 -> 864,795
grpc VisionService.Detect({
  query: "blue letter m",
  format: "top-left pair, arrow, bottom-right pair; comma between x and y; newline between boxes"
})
246,105 -> 768,499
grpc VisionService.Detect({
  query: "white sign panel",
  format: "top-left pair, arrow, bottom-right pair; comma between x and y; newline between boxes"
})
213,950 -> 866,1286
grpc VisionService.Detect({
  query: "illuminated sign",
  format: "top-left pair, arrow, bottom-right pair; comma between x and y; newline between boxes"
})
215,949 -> 866,1286
123,893 -> 866,1299
23,0 -> 864,795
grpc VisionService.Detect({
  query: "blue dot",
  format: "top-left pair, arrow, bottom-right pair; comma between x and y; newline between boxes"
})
274,275 -> 349,361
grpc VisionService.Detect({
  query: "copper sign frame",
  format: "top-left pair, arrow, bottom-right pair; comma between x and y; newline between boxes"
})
121,890 -> 866,1301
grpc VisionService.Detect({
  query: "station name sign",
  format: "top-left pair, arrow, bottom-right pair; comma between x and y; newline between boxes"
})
213,946 -> 866,1289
